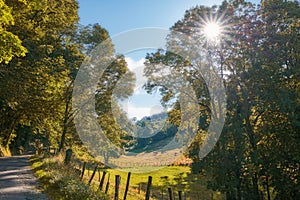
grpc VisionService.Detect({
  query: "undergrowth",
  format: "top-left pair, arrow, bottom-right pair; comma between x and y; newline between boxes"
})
30,154 -> 109,200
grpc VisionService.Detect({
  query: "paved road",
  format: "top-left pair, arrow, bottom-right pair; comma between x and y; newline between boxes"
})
0,155 -> 48,200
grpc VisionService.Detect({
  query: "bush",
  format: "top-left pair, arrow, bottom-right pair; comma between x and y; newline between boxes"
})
57,176 -> 108,200
31,155 -> 109,200
0,144 -> 11,156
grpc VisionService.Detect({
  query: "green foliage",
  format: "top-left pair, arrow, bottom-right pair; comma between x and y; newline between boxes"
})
143,0 -> 300,199
0,0 -> 82,154
0,0 -> 135,163
0,0 -> 27,64
57,176 -> 108,200
68,22 -> 136,160
31,156 -> 109,200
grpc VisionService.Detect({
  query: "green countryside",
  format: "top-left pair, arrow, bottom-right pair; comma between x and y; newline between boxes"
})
0,0 -> 299,199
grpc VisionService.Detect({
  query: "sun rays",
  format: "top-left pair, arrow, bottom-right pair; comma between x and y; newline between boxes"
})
203,22 -> 221,41
198,8 -> 233,46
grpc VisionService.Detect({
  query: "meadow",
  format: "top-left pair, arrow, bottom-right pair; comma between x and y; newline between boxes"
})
31,153 -> 224,199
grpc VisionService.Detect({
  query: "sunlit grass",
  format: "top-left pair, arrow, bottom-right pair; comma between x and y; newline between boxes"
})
30,155 -> 109,200
105,166 -> 190,187
30,154 -> 224,199
84,165 -> 224,200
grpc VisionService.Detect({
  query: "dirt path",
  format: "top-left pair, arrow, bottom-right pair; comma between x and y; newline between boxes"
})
0,155 -> 48,200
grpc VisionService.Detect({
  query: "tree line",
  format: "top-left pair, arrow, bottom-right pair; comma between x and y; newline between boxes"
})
144,0 -> 299,199
0,0 -> 133,156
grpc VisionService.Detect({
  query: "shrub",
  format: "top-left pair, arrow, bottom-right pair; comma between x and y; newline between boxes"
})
31,155 -> 109,200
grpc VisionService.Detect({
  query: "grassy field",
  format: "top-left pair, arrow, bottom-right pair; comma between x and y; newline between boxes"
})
84,165 -> 224,200
31,153 -> 224,200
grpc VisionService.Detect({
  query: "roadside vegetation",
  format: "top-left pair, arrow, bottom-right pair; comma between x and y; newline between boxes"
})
30,154 -> 109,200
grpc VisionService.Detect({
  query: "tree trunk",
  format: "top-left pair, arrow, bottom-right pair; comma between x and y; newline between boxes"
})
266,174 -> 271,200
4,120 -> 18,154
245,114 -> 260,200
252,173 -> 260,200
236,169 -> 242,200
59,91 -> 71,152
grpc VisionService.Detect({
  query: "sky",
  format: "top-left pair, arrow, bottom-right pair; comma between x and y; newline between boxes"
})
77,0 -> 261,120
78,0 -> 223,35
77,0 -> 261,35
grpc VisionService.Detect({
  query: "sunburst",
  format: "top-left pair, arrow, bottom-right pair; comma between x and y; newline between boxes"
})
198,8 -> 232,46
203,22 -> 221,41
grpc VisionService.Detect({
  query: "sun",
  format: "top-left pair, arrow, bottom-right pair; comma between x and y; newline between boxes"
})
203,22 -> 221,41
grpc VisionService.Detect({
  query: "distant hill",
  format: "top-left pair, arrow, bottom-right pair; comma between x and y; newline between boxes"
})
139,112 -> 168,122
125,112 -> 178,153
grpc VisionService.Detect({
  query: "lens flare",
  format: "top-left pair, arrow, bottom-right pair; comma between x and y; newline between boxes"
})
204,22 -> 221,41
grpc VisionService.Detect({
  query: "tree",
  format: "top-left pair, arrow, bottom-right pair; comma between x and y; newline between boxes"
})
0,0 -> 27,64
0,0 -> 81,154
143,0 -> 300,199
0,0 -> 136,160
71,23 -> 136,163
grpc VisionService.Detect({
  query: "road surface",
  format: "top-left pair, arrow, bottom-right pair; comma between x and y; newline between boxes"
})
0,155 -> 48,200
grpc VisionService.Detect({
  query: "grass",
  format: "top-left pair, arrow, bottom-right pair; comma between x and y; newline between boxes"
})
106,166 -> 190,187
30,156 -> 63,200
0,144 -> 11,156
30,152 -> 224,200
30,154 -> 109,200
83,165 -> 224,200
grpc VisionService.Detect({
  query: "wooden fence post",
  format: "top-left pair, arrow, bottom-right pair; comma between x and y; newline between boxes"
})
80,162 -> 86,180
98,169 -> 101,182
178,191 -> 183,200
99,171 -> 107,191
64,148 -> 72,165
105,173 -> 110,194
145,176 -> 152,200
168,188 -> 174,200
88,164 -> 98,185
115,175 -> 121,200
123,172 -> 131,200
138,183 -> 141,194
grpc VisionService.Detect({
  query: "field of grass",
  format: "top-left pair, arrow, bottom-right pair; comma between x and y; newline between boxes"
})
84,165 -> 224,200
31,153 -> 224,200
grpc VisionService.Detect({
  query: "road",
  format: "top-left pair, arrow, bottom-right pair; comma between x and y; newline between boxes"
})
0,155 -> 48,200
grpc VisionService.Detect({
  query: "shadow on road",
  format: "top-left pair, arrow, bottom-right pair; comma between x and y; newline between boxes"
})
0,155 -> 48,200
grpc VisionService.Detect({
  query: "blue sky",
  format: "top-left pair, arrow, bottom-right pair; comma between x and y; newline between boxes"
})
77,0 -> 261,119
78,0 -> 260,35
78,0 -> 221,35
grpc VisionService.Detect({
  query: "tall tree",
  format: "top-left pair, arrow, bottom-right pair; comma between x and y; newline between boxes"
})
143,0 -> 300,199
0,0 -> 81,154
71,23 -> 136,162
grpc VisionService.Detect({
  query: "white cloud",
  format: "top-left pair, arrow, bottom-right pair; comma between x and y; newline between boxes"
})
120,101 -> 165,120
125,57 -> 148,94
116,57 -> 164,120
125,57 -> 145,70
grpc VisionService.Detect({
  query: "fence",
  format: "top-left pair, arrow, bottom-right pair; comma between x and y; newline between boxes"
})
44,148 -> 213,200
74,160 -> 154,200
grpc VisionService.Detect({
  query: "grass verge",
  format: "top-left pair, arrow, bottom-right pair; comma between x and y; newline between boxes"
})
30,154 -> 109,200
